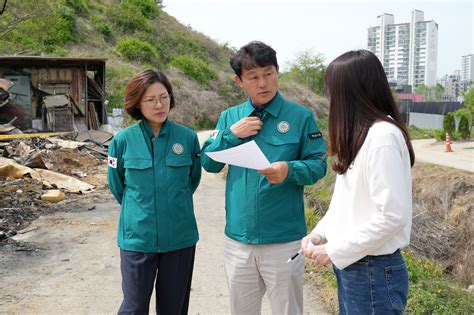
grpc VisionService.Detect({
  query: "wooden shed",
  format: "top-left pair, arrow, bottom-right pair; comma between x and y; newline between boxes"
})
0,56 -> 106,131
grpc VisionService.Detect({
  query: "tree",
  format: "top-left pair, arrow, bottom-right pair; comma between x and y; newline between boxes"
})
0,0 -> 50,41
458,115 -> 470,139
443,112 -> 455,136
284,50 -> 326,95
463,87 -> 474,122
415,84 -> 444,102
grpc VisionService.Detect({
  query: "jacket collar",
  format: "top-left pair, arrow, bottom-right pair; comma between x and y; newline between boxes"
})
140,118 -> 169,138
244,91 -> 284,118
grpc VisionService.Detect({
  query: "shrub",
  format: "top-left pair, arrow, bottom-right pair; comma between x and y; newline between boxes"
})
170,55 -> 217,86
433,129 -> 446,141
443,112 -> 455,135
115,38 -> 158,64
108,4 -> 148,33
64,0 -> 90,15
91,15 -> 113,38
126,0 -> 160,19
408,125 -> 437,140
458,116 -> 470,139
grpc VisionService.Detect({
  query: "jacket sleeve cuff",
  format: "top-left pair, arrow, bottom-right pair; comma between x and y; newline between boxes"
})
222,128 -> 243,146
286,161 -> 295,182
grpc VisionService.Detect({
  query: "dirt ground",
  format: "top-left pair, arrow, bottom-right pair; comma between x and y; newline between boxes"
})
0,132 -> 329,314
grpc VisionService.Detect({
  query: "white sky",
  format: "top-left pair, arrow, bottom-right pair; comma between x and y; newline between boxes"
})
164,0 -> 473,78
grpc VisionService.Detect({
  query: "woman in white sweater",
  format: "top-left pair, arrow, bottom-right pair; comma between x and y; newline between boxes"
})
301,50 -> 415,314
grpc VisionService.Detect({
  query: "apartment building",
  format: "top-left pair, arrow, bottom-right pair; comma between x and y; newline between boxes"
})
368,10 -> 438,86
461,54 -> 474,83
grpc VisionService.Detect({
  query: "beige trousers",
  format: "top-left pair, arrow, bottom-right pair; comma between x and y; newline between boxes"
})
224,237 -> 304,315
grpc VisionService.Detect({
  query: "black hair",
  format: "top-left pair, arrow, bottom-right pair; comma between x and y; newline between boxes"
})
230,41 -> 278,78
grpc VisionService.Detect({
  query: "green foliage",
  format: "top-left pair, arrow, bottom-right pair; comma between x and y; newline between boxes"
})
404,252 -> 474,314
463,87 -> 474,121
408,125 -> 437,140
304,160 -> 336,223
108,3 -> 149,34
106,64 -> 135,111
458,115 -> 470,139
115,38 -> 158,64
126,0 -> 160,19
415,84 -> 444,102
192,115 -> 216,130
0,1 -> 76,53
170,55 -> 217,86
91,15 -> 113,38
63,0 -> 90,15
443,112 -> 455,135
433,129 -> 446,141
155,28 -> 210,65
283,50 -> 326,95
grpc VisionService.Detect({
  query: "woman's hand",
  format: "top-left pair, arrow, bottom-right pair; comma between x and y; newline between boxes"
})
308,245 -> 332,268
301,232 -> 323,257
301,232 -> 332,267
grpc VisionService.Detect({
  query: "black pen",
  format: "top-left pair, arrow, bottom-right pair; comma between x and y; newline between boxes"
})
287,236 -> 320,263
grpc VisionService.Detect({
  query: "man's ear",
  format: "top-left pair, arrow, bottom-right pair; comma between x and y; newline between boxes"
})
235,75 -> 243,87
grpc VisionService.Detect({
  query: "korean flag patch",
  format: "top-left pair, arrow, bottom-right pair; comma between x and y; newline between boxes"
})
108,156 -> 117,168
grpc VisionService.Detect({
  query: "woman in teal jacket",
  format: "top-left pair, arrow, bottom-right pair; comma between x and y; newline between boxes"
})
107,70 -> 201,314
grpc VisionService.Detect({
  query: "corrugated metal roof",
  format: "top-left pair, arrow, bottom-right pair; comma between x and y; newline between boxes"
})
0,56 -> 106,68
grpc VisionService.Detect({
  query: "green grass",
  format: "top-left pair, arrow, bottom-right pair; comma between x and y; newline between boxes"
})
408,125 -> 440,140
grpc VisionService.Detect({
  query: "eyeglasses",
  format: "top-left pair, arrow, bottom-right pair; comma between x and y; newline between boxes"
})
141,94 -> 170,107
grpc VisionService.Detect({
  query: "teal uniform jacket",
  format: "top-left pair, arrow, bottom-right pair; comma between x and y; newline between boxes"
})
201,92 -> 327,244
107,119 -> 201,253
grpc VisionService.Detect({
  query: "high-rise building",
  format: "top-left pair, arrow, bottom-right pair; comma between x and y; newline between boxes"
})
461,54 -> 474,83
368,10 -> 438,87
440,70 -> 462,101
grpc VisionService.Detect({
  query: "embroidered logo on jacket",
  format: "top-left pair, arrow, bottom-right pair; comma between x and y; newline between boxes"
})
108,156 -> 117,168
277,121 -> 290,133
172,143 -> 184,155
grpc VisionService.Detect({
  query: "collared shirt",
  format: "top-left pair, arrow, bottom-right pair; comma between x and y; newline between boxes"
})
108,119 -> 201,253
201,92 -> 327,244
316,121 -> 412,269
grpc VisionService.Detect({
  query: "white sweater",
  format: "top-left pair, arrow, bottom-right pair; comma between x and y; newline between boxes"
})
316,121 -> 412,269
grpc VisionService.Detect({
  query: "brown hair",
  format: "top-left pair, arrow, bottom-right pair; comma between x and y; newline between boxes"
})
325,50 -> 415,174
124,69 -> 175,120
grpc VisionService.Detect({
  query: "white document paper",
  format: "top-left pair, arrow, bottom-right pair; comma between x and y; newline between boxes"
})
205,140 -> 271,170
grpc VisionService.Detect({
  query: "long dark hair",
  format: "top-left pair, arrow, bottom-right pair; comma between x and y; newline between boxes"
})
325,50 -> 415,174
124,69 -> 175,120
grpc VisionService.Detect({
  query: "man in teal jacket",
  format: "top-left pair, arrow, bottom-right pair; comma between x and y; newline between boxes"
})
201,41 -> 327,314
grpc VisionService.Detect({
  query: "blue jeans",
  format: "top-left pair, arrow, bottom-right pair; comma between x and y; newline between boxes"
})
333,249 -> 408,315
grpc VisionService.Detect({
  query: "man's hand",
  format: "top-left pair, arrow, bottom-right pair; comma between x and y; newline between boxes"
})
230,117 -> 263,139
259,161 -> 288,184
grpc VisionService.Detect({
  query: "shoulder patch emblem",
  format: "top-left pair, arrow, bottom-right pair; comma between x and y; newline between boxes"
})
277,121 -> 290,133
108,156 -> 117,168
308,132 -> 322,139
172,143 -> 184,155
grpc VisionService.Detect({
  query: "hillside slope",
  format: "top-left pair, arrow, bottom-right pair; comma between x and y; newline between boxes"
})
0,0 -> 328,129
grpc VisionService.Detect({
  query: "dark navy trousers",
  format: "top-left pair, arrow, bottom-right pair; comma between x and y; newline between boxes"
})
118,246 -> 196,315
